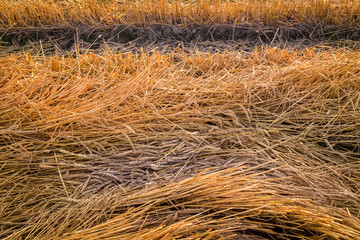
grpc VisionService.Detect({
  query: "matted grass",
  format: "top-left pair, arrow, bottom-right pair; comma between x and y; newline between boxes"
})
1,47 -> 360,239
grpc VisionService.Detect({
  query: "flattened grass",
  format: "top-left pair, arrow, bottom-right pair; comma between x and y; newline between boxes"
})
1,48 -> 360,239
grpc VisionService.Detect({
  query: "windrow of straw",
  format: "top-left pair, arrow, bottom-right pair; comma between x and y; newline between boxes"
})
0,0 -> 360,28
1,48 -> 360,239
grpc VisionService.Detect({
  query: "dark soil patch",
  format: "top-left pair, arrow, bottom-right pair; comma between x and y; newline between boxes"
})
1,23 -> 360,54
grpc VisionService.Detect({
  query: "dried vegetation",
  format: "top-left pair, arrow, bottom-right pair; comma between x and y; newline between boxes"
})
0,0 -> 360,27
1,0 -> 360,239
1,48 -> 360,239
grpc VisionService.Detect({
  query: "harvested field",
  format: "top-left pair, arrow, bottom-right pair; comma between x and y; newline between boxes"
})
2,0 -> 360,54
1,1 -> 360,240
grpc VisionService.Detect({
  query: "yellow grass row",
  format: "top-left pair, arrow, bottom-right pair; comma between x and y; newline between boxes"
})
0,0 -> 360,28
1,48 -> 360,239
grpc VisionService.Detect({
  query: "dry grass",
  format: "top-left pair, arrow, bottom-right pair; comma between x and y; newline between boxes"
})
1,47 -> 360,239
0,0 -> 360,28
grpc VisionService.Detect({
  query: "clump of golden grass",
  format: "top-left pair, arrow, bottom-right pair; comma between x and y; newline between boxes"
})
0,0 -> 360,28
1,47 -> 360,239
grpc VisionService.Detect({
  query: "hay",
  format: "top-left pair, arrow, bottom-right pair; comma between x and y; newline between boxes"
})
1,47 -> 360,239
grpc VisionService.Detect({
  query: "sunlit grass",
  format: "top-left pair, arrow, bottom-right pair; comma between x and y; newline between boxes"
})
0,0 -> 359,28
1,47 -> 360,238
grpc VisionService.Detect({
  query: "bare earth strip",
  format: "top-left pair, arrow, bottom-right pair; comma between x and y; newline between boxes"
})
1,23 -> 360,55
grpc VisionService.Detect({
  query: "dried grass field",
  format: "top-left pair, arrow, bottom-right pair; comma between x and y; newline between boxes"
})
1,1 -> 360,239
